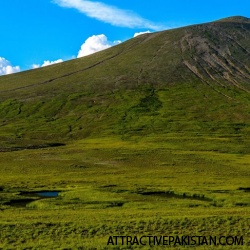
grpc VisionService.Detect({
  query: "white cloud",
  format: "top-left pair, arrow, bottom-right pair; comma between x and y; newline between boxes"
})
77,34 -> 121,58
31,34 -> 119,68
0,57 -> 20,76
41,59 -> 63,67
53,0 -> 164,30
32,64 -> 40,69
32,59 -> 63,68
134,30 -> 151,37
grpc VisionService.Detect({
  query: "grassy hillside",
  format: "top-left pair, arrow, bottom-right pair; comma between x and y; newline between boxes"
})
0,17 -> 249,249
0,16 -> 250,149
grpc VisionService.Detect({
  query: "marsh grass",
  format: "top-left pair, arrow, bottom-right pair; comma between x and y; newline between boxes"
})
0,137 -> 249,249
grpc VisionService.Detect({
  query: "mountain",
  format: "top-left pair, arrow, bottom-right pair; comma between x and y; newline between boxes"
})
0,16 -> 250,149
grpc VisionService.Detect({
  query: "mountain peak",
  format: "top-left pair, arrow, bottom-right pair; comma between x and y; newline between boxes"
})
216,16 -> 250,23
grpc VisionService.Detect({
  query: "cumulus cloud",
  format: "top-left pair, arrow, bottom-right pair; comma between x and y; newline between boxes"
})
32,64 -> 40,69
32,59 -> 63,68
41,59 -> 63,67
31,34 -> 119,68
53,0 -> 164,30
134,30 -> 151,37
0,57 -> 20,76
77,34 -> 120,58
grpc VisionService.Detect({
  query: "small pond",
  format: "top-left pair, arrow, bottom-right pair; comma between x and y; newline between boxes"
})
20,191 -> 60,198
36,191 -> 59,197
4,191 -> 60,208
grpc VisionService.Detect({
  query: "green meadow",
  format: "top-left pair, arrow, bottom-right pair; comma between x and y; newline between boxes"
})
0,136 -> 250,249
0,18 -> 250,249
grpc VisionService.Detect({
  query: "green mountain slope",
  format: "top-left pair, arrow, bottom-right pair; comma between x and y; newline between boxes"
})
0,16 -> 250,150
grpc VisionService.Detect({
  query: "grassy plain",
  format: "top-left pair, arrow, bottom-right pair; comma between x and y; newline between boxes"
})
0,135 -> 249,249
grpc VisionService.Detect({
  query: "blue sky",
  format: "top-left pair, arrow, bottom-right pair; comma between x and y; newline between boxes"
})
0,0 -> 250,75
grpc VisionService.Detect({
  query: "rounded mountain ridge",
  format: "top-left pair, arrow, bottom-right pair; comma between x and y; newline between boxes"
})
216,16 -> 250,23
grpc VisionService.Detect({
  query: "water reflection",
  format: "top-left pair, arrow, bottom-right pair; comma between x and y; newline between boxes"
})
4,191 -> 60,208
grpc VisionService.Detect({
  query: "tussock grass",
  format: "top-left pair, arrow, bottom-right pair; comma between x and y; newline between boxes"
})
0,138 -> 249,248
